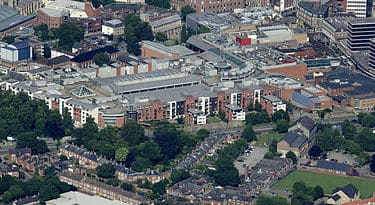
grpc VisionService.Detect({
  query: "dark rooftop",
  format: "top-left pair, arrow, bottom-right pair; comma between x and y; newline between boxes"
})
71,46 -> 119,63
292,116 -> 316,132
298,1 -> 329,16
332,184 -> 358,198
316,161 -> 350,172
282,132 -> 308,148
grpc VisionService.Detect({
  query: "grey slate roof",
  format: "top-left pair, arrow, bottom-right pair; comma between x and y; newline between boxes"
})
282,132 -> 308,148
316,161 -> 350,172
293,116 -> 316,132
332,184 -> 358,198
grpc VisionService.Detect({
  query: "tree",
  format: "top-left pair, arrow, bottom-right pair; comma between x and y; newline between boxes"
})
2,191 -> 11,204
106,178 -> 121,186
341,120 -> 357,140
154,125 -> 181,160
308,145 -> 322,158
171,169 -> 191,185
2,36 -> 15,44
62,108 -> 73,135
45,110 -> 65,140
131,157 -> 152,172
255,195 -> 288,205
120,121 -> 145,147
242,125 -> 257,142
121,183 -> 134,192
57,23 -> 84,51
272,110 -> 290,122
245,111 -> 270,125
356,128 -> 375,152
137,140 -> 162,163
96,163 -> 115,178
93,52 -> 110,66
0,175 -> 17,194
199,25 -> 210,34
275,119 -> 289,133
370,154 -> 375,173
8,185 -> 25,200
214,158 -> 241,187
286,151 -> 297,164
292,181 -> 307,195
269,139 -> 278,153
155,32 -> 168,42
180,5 -> 196,21
145,0 -> 170,8
34,24 -> 49,41
39,183 -> 59,202
123,14 -> 154,55
218,111 -> 226,121
115,147 -> 129,162
255,101 -> 262,112
43,45 -> 51,58
152,180 -> 167,196
196,129 -> 210,141
126,36 -> 141,55
16,131 -> 48,154
181,25 -> 188,43
358,112 -> 375,128
313,186 -> 324,200
36,140 -> 49,154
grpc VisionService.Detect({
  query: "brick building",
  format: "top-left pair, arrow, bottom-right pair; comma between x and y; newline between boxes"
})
170,0 -> 245,13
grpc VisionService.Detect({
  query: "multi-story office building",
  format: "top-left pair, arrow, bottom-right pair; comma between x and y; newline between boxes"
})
346,0 -> 372,18
347,18 -> 375,51
368,39 -> 375,74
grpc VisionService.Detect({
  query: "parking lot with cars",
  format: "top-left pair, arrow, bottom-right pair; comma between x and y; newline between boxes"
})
234,146 -> 267,175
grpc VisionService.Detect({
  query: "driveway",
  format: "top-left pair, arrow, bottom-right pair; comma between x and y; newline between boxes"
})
234,147 -> 268,175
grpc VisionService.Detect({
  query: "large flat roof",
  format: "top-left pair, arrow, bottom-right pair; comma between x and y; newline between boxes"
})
46,191 -> 127,205
124,84 -> 215,103
111,75 -> 201,94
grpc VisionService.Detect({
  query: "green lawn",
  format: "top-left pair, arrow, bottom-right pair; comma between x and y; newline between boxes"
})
207,116 -> 222,124
272,170 -> 375,198
255,132 -> 283,147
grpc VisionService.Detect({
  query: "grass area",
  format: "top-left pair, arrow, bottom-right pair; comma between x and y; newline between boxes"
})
272,170 -> 375,198
207,116 -> 222,124
255,132 -> 283,147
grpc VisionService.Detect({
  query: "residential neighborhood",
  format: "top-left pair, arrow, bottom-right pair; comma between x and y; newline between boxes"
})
0,0 -> 374,204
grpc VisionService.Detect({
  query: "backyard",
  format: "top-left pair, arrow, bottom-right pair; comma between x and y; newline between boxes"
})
255,132 -> 283,147
272,170 -> 375,198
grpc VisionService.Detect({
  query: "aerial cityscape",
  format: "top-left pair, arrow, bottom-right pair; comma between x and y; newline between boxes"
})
0,0 -> 374,204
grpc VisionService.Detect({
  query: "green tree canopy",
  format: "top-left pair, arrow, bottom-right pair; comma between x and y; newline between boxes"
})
276,119 -> 289,133
115,147 -> 129,162
341,119 -> 357,140
155,32 -> 168,42
57,23 -> 84,51
96,163 -> 115,178
180,5 -> 196,21
93,52 -> 110,66
255,195 -> 288,205
120,121 -> 145,147
145,0 -> 170,8
242,125 -> 257,142
170,169 -> 191,185
286,151 -> 297,164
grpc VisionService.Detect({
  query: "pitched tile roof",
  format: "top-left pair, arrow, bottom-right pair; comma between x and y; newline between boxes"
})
282,132 -> 308,148
293,116 -> 316,132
